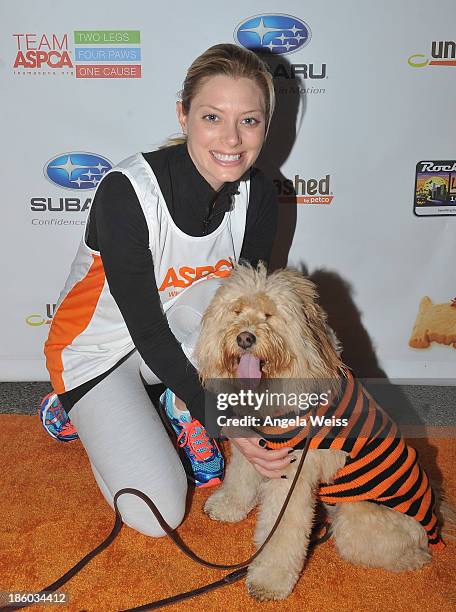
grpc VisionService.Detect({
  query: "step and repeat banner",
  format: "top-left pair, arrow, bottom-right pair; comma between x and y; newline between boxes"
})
1,1 -> 455,382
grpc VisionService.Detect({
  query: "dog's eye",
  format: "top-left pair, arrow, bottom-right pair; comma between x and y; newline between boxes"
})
233,309 -> 241,316
264,313 -> 272,319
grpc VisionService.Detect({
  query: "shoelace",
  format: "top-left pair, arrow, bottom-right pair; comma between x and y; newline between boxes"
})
47,403 -> 76,434
60,421 -> 77,435
177,420 -> 214,460
49,410 -> 65,425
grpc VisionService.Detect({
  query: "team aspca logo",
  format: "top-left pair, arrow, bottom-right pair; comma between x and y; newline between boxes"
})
13,33 -> 73,72
12,30 -> 142,78
159,258 -> 235,293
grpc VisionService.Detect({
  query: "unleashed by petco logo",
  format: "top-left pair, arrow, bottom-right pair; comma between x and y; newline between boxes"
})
274,174 -> 334,205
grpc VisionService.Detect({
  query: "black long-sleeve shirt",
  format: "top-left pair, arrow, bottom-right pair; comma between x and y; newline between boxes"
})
59,143 -> 278,424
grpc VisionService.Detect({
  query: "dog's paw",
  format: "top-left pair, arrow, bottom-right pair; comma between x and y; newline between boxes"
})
246,564 -> 297,601
382,546 -> 431,572
203,488 -> 251,522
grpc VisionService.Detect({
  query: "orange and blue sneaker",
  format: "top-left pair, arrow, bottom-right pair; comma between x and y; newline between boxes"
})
38,393 -> 79,442
160,388 -> 224,488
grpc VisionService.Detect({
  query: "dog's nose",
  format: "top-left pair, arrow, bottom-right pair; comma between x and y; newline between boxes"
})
237,331 -> 256,349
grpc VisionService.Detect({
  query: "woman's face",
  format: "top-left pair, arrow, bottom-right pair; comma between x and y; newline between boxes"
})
176,74 -> 266,191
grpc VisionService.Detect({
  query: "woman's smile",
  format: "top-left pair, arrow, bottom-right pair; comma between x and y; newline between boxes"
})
210,150 -> 244,166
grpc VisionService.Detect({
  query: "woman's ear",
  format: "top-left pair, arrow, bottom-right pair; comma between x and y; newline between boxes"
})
176,101 -> 187,134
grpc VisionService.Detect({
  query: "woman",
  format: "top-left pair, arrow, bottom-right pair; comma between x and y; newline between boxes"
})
43,43 -> 296,537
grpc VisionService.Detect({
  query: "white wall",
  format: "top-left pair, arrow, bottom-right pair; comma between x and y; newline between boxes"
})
1,1 -> 455,381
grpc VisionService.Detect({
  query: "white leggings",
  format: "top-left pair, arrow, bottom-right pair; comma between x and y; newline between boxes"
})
69,277 -> 223,537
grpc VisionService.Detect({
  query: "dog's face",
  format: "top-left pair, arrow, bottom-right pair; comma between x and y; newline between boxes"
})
195,263 -> 344,388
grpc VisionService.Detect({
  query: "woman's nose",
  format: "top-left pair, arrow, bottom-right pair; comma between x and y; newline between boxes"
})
221,121 -> 242,147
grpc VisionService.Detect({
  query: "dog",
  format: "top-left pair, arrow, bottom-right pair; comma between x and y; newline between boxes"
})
194,263 -> 448,602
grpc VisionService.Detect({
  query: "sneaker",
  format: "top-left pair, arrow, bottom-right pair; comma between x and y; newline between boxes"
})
39,393 -> 79,442
160,388 -> 224,488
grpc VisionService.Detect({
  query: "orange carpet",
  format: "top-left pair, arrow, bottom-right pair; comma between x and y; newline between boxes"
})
1,415 -> 455,612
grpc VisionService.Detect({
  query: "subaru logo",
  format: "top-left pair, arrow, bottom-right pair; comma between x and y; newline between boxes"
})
234,14 -> 311,55
44,152 -> 113,190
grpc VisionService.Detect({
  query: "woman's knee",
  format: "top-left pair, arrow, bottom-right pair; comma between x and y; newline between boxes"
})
117,479 -> 188,537
90,457 -> 188,537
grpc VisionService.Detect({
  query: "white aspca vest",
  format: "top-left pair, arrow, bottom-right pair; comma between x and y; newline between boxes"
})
44,153 -> 250,394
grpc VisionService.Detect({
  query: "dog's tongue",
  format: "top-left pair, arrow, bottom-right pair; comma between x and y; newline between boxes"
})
236,353 -> 262,379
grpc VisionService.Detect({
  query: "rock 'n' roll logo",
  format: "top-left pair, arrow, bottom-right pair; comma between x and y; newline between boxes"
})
414,160 -> 456,217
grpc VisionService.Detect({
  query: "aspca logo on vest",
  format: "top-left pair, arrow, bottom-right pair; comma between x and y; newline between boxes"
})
13,33 -> 74,75
274,174 -> 334,205
159,259 -> 235,296
26,304 -> 56,326
408,40 -> 456,68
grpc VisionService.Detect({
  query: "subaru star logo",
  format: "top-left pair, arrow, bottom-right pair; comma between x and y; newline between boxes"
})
234,14 -> 311,55
44,152 -> 113,190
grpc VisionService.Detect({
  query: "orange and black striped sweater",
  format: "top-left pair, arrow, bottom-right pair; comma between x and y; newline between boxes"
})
260,372 -> 444,550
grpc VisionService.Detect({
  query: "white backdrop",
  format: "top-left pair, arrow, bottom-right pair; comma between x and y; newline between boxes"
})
1,0 -> 455,381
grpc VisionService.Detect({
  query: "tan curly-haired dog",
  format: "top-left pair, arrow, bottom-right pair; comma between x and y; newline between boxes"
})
194,263 -> 447,602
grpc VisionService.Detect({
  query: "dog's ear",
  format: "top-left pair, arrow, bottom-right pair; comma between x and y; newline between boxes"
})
194,284 -> 239,381
270,269 -> 320,311
325,324 -> 343,356
272,269 -> 344,375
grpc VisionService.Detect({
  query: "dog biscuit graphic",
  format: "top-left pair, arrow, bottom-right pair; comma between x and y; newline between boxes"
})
409,296 -> 456,349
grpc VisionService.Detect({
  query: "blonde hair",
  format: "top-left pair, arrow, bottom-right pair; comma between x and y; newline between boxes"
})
160,43 -> 275,148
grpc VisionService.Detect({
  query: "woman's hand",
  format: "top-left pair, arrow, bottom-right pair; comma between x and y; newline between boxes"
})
229,436 -> 295,479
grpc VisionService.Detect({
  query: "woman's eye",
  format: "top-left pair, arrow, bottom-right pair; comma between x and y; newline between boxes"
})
242,117 -> 260,126
203,115 -> 260,125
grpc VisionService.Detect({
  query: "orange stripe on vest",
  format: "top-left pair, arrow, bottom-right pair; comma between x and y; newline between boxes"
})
44,254 -> 105,394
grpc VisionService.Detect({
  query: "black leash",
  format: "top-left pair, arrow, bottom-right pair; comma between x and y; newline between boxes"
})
3,429 -> 331,611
